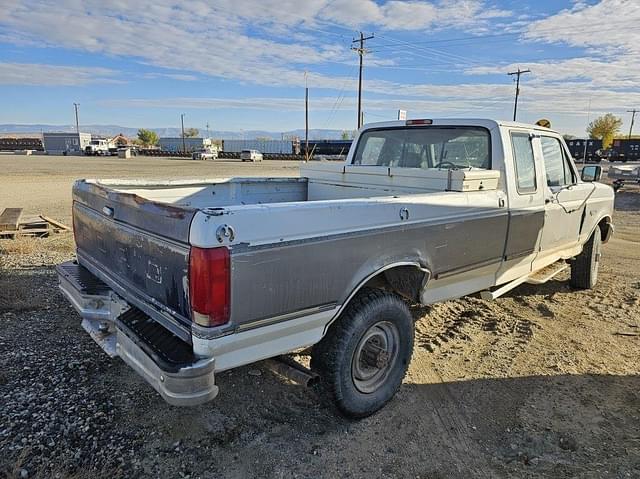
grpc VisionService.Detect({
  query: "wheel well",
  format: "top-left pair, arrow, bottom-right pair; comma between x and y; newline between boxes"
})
598,216 -> 612,242
359,265 -> 429,303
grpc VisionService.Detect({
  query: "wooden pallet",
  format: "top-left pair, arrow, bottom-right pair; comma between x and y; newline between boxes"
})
0,208 -> 70,238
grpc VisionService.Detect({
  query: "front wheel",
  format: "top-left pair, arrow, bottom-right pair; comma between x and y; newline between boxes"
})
570,230 -> 602,289
311,288 -> 414,418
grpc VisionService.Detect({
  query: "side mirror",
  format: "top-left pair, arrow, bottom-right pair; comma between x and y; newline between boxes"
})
581,165 -> 602,182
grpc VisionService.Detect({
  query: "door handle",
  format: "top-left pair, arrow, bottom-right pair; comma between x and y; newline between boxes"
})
545,198 -> 551,204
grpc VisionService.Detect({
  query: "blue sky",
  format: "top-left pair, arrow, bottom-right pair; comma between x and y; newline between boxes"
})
1,0 -> 639,136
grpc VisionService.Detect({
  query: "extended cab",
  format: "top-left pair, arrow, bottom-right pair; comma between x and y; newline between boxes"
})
57,119 -> 614,417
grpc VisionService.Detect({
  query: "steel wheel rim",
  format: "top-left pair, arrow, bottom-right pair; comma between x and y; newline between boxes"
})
351,321 -> 400,394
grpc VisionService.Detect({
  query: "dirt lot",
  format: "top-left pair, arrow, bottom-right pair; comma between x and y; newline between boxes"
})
1,155 -> 639,478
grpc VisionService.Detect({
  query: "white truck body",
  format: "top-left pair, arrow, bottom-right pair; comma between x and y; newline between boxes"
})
85,139 -> 115,156
57,119 -> 614,411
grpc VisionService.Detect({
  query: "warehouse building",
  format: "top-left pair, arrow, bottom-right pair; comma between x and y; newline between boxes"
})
159,137 -> 213,152
43,132 -> 91,154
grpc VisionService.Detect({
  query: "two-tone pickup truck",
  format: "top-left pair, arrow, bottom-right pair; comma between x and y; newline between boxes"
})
57,119 -> 614,417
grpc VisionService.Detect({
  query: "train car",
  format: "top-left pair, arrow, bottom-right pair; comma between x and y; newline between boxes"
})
306,140 -> 352,156
566,138 -> 602,162
222,139 -> 294,154
0,137 -> 44,151
610,138 -> 640,162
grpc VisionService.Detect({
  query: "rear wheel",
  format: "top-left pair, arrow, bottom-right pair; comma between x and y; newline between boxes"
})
571,230 -> 602,289
311,288 -> 414,418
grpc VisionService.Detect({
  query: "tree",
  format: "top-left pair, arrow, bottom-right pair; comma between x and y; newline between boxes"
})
183,128 -> 199,138
137,128 -> 159,146
587,113 -> 622,149
341,130 -> 356,140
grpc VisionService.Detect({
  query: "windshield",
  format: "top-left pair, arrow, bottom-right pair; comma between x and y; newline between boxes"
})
351,126 -> 490,169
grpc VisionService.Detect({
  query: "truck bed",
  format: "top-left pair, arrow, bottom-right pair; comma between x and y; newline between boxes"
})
72,166 -> 502,340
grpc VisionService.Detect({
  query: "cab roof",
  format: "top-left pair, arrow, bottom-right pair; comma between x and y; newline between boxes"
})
360,118 -> 557,134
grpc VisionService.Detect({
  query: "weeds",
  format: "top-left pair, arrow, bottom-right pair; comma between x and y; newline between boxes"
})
0,233 -> 74,257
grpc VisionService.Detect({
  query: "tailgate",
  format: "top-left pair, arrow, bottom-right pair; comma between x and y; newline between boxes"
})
72,180 -> 197,337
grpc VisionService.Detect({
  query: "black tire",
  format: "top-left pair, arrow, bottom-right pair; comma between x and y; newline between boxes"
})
311,288 -> 414,418
571,230 -> 602,289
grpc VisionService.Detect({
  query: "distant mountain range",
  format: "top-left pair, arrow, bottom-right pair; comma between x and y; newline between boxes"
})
0,124 -> 351,140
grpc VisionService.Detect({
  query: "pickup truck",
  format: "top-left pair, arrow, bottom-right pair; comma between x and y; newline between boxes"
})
57,119 -> 614,417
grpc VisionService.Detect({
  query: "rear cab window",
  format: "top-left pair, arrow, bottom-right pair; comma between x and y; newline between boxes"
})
351,126 -> 491,170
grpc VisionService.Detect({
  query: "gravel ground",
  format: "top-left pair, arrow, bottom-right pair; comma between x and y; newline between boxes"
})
1,155 -> 639,478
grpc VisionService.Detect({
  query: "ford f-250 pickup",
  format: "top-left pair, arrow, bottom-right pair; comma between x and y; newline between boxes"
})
57,119 -> 614,417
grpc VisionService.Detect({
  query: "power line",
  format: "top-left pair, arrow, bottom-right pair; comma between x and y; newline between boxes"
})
352,32 -> 374,129
322,63 -> 359,130
374,33 -> 482,68
628,109 -> 638,139
507,68 -> 531,121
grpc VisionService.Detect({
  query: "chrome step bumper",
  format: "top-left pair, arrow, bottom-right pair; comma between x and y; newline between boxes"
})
56,261 -> 218,406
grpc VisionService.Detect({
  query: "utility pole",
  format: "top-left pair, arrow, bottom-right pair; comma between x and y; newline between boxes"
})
180,113 -> 186,153
627,109 -> 637,139
73,103 -> 80,134
507,68 -> 531,121
352,32 -> 374,129
582,99 -> 592,164
206,121 -> 210,138
304,71 -> 309,162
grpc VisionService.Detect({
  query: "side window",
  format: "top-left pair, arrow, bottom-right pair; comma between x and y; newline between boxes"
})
511,132 -> 537,194
541,137 -> 575,187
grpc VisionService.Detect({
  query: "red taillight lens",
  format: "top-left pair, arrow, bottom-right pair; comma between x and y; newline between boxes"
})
189,246 -> 230,327
406,119 -> 433,125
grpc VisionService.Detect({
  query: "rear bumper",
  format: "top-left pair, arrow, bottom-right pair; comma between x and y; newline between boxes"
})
56,261 -> 218,406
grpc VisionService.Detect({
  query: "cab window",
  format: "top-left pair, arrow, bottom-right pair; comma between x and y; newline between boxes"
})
541,137 -> 575,187
352,127 -> 490,169
510,132 -> 536,194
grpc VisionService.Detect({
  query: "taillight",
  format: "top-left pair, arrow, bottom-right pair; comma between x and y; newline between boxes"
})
406,119 -> 433,125
189,246 -> 230,327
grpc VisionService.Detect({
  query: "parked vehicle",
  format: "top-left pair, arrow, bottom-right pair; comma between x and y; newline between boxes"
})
240,149 -> 263,162
57,119 -> 614,417
85,139 -> 114,156
192,147 -> 218,160
608,163 -> 640,191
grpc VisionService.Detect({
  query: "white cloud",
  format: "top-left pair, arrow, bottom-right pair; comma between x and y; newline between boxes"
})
99,94 -> 504,114
524,0 -> 640,55
142,72 -> 200,82
0,62 -> 121,86
0,0 -> 509,91
1,0 -> 639,136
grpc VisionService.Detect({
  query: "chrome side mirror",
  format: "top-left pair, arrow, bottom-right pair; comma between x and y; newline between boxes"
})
581,165 -> 602,182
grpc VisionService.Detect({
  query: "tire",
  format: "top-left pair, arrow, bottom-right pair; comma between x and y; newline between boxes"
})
570,230 -> 602,289
311,288 -> 414,418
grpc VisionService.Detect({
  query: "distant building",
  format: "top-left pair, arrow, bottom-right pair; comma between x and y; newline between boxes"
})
159,137 -> 212,152
43,132 -> 91,154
